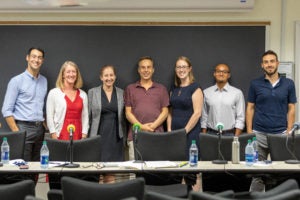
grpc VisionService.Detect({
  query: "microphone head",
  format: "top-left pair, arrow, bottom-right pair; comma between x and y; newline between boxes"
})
215,122 -> 224,131
294,122 -> 300,129
132,123 -> 141,131
67,124 -> 76,133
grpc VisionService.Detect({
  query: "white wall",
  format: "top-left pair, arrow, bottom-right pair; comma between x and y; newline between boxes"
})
0,0 -> 300,118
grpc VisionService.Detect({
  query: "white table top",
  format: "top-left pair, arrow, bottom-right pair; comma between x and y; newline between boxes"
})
0,161 -> 299,175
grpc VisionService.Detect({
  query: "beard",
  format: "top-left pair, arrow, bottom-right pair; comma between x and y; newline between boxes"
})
264,66 -> 278,76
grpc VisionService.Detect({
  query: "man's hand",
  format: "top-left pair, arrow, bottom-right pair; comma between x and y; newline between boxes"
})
141,123 -> 154,132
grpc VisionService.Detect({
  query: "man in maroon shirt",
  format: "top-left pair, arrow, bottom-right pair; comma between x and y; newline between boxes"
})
124,56 -> 169,160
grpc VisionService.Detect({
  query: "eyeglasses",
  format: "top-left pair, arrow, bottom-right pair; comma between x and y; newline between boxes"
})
215,70 -> 230,74
175,65 -> 189,70
81,163 -> 104,169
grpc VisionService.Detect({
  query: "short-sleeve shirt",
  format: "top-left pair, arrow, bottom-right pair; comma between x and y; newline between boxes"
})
247,76 -> 297,133
124,81 -> 169,140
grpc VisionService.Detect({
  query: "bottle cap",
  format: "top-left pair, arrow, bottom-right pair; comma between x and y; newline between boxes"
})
192,140 -> 196,144
248,139 -> 252,143
253,137 -> 256,141
43,140 -> 47,145
3,137 -> 7,141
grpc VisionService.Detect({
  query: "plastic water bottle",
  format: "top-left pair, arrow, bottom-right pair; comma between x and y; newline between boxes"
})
1,137 -> 10,164
232,136 -> 240,164
252,137 -> 258,163
245,139 -> 254,166
189,140 -> 198,167
40,141 -> 49,169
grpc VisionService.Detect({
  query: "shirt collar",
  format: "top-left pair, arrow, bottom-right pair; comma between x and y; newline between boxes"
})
25,69 -> 41,80
262,75 -> 281,85
213,82 -> 230,92
135,81 -> 156,89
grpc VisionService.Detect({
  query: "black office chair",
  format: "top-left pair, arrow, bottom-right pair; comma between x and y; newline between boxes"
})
267,134 -> 300,187
145,191 -> 187,200
134,128 -> 189,198
0,130 -> 28,184
249,179 -> 299,199
24,195 -> 43,200
0,130 -> 26,159
145,190 -> 234,200
199,133 -> 255,161
267,134 -> 300,161
46,135 -> 102,189
61,176 -> 145,200
0,179 -> 35,200
47,189 -> 63,200
189,190 -> 300,200
199,133 -> 255,192
46,135 -> 102,162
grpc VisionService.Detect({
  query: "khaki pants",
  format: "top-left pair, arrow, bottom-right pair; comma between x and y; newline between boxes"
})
127,140 -> 135,161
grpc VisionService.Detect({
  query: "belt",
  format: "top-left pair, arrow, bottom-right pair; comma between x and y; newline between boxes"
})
16,120 -> 43,126
207,127 -> 235,134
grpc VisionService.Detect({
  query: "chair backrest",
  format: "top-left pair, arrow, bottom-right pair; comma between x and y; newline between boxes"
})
267,134 -> 300,161
251,179 -> 299,199
145,191 -> 186,200
0,179 -> 35,200
199,133 -> 255,161
257,190 -> 300,200
46,135 -> 101,162
24,195 -> 43,200
189,191 -> 230,200
0,130 -> 26,159
190,190 -> 300,200
61,176 -> 145,200
47,189 -> 63,200
134,128 -> 187,161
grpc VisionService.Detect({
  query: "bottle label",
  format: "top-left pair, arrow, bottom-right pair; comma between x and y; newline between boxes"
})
189,151 -> 198,166
2,152 -> 9,161
41,155 -> 49,165
245,153 -> 254,163
254,151 -> 258,162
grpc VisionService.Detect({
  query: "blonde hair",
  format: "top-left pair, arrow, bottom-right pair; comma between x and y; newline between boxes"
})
56,61 -> 83,89
174,56 -> 195,87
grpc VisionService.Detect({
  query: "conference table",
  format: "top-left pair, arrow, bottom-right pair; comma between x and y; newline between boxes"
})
0,161 -> 299,175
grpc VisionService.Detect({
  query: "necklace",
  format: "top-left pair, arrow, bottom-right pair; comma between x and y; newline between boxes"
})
178,88 -> 182,96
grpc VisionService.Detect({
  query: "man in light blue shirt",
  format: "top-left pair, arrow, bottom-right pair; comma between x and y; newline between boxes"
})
201,63 -> 245,136
2,47 -> 47,161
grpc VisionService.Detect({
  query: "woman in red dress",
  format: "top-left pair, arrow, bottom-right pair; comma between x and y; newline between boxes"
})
46,61 -> 89,140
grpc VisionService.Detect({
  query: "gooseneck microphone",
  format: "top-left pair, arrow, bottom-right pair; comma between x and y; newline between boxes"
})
285,122 -> 300,164
212,122 -> 228,164
133,123 -> 141,138
67,124 -> 75,137
288,122 -> 300,135
216,122 -> 224,135
133,123 -> 141,143
132,123 -> 143,163
65,124 -> 80,168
